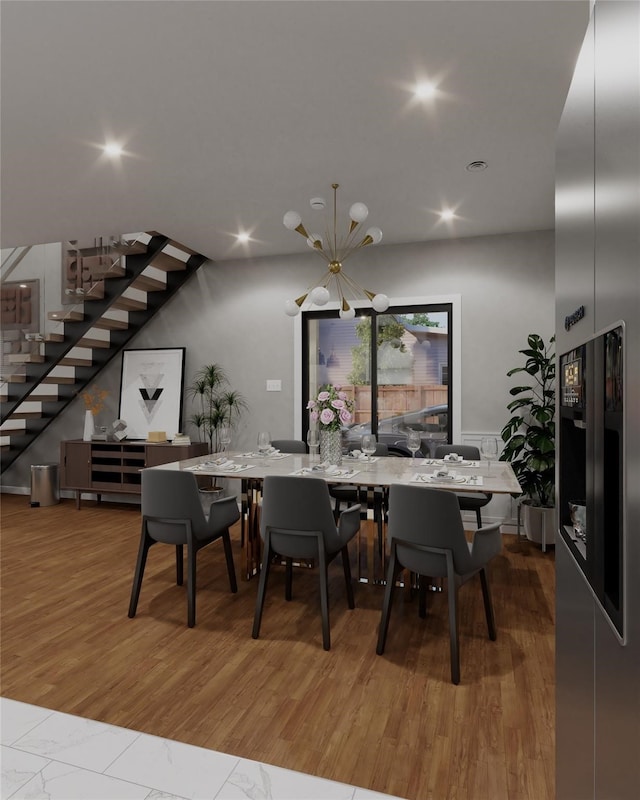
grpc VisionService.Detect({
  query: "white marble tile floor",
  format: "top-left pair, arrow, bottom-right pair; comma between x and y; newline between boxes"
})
1,698 -> 405,800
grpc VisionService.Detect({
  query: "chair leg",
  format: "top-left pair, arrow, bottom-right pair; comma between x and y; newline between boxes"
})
221,530 -> 238,593
475,508 -> 482,529
285,558 -> 293,601
376,547 -> 398,655
318,547 -> 331,651
445,555 -> 460,685
187,542 -> 197,628
252,535 -> 272,639
128,529 -> 152,618
341,545 -> 355,609
176,545 -> 183,586
479,567 -> 497,640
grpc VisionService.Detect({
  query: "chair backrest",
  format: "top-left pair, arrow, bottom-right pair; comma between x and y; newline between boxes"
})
434,444 -> 480,461
141,469 -> 208,543
270,439 -> 307,453
386,484 -> 477,577
260,475 -> 340,558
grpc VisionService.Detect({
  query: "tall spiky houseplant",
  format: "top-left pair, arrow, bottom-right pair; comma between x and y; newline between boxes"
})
500,333 -> 556,509
188,364 -> 248,454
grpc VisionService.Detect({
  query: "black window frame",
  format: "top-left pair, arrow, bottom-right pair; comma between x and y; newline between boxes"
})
301,302 -> 453,445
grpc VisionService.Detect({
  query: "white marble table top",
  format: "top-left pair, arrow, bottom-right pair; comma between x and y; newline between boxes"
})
149,451 -> 522,495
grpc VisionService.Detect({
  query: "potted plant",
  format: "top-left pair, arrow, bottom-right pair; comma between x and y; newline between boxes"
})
188,362 -> 248,465
499,333 -> 556,546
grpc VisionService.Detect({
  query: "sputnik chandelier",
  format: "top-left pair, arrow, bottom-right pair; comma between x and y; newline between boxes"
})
283,183 -> 389,318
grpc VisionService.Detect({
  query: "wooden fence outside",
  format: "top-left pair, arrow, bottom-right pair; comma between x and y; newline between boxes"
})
347,384 -> 448,423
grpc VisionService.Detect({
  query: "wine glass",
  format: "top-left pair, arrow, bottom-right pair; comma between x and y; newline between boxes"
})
257,431 -> 271,455
406,429 -> 422,463
219,425 -> 232,453
481,436 -> 498,474
306,428 -> 319,460
361,433 -> 377,462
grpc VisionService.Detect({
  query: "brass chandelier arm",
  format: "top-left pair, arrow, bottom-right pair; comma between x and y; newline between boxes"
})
283,182 -> 388,318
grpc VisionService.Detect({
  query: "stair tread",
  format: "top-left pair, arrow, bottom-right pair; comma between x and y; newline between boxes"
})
111,297 -> 147,311
7,354 -> 45,364
86,265 -> 125,279
48,310 -> 83,321
131,274 -> 166,292
148,252 -> 188,272
92,317 -> 129,330
41,376 -> 77,384
59,357 -> 93,367
77,337 -> 111,349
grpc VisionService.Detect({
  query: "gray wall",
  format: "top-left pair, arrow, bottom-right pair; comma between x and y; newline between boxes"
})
2,229 -> 555,493
555,3 -> 640,798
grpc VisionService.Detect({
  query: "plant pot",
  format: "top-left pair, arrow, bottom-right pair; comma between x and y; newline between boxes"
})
522,501 -> 556,548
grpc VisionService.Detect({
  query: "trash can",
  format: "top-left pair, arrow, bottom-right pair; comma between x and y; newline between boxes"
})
30,462 -> 60,507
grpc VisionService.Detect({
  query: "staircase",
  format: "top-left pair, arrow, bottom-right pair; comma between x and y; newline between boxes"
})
0,232 -> 207,472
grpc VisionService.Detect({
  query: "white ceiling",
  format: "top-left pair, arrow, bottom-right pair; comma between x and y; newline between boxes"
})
1,1 -> 590,261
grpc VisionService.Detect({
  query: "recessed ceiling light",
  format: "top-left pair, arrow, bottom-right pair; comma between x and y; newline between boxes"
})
414,81 -> 436,100
103,142 -> 123,158
235,232 -> 250,244
466,160 -> 488,172
440,209 -> 456,221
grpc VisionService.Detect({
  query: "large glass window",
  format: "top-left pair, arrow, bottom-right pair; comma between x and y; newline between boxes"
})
302,303 -> 452,456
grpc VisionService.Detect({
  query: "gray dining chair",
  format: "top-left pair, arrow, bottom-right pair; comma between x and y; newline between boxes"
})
377,484 -> 502,684
434,444 -> 493,529
270,439 -> 307,453
128,469 -> 239,627
252,475 -> 361,650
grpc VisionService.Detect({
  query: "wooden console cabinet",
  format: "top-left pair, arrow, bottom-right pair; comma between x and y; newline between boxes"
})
60,439 -> 208,508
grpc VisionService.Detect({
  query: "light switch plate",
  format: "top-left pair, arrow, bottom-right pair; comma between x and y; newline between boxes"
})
266,379 -> 282,392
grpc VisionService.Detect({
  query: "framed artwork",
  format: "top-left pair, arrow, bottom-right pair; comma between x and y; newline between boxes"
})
118,348 -> 185,440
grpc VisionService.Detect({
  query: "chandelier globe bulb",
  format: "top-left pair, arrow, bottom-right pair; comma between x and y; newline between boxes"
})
349,202 -> 369,223
339,306 -> 356,320
284,299 -> 301,317
365,226 -> 383,244
310,286 -> 330,306
283,211 -> 302,230
372,293 -> 390,312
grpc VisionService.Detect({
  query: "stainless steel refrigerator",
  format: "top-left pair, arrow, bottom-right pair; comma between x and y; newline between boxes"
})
555,3 -> 640,798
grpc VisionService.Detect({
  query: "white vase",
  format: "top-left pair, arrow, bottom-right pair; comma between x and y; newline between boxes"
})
319,428 -> 342,465
83,410 -> 95,442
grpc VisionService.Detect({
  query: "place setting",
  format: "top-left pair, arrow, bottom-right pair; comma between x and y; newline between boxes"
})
411,469 -> 483,486
238,431 -> 292,460
420,454 -> 480,467
290,463 -> 360,479
185,457 -> 254,474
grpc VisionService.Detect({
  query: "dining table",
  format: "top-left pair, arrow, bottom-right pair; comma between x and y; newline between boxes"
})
148,449 -> 522,581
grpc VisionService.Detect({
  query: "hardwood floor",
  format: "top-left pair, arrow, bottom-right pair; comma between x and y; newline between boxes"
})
0,494 -> 556,799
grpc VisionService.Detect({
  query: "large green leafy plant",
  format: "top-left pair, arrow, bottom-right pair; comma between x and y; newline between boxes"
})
188,363 -> 248,453
499,334 -> 556,507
